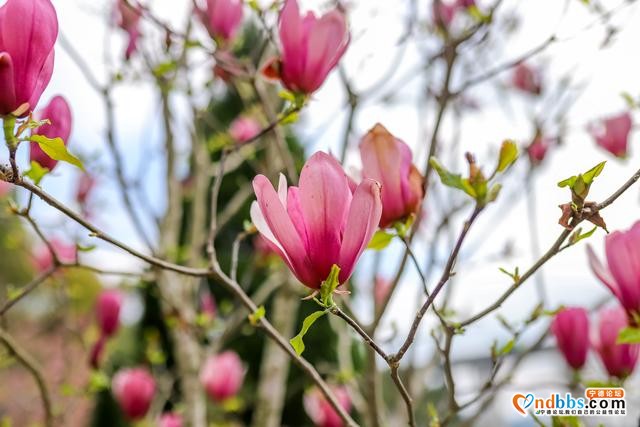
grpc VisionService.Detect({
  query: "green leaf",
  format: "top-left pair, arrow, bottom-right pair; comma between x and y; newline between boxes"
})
280,111 -> 299,125
153,60 -> 178,77
582,161 -> 606,185
30,135 -> 84,171
617,327 -> 640,344
278,90 -> 296,102
248,305 -> 265,326
621,92 -> 637,109
498,339 -> 515,356
90,371 -> 110,393
367,230 -> 395,250
76,244 -> 97,252
558,176 -> 577,188
23,161 -> 49,185
430,157 -> 476,197
486,183 -> 502,203
569,226 -> 598,244
319,264 -> 341,306
289,310 -> 326,356
496,140 -> 518,172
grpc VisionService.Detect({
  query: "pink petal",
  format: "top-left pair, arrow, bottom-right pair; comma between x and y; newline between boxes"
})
0,52 -> 16,115
252,174 -> 316,287
338,178 -> 382,283
299,152 -> 352,282
587,244 -> 621,300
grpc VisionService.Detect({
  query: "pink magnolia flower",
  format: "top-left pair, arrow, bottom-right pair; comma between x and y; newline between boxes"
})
0,0 -> 58,116
274,0 -> 349,94
588,221 -> 640,322
30,96 -> 72,171
432,1 -> 457,27
112,367 -> 156,420
115,0 -> 142,60
76,173 -> 96,206
33,238 -> 77,272
527,135 -> 552,165
588,112 -> 632,158
374,276 -> 392,307
512,63 -> 542,95
159,412 -> 182,427
89,335 -> 106,369
550,307 -> 589,370
229,116 -> 261,144
456,0 -> 476,7
593,307 -> 639,379
303,385 -> 352,427
0,181 -> 11,197
360,124 -> 424,228
200,291 -> 216,319
251,152 -> 382,290
97,290 -> 123,338
201,0 -> 243,43
200,351 -> 245,402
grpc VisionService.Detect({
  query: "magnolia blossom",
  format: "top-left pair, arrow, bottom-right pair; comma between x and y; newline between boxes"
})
97,290 -> 123,337
115,0 -> 142,60
159,413 -> 183,427
374,277 -> 392,307
550,307 -> 589,370
0,181 -> 11,197
588,112 -> 632,158
76,173 -> 96,206
303,385 -> 352,427
229,116 -> 261,144
274,0 -> 349,94
33,238 -> 77,272
200,351 -> 245,402
593,307 -> 639,379
201,0 -> 243,42
360,124 -> 424,227
251,152 -> 382,289
200,291 -> 216,319
432,1 -> 457,27
112,368 -> 156,420
89,335 -> 106,369
527,135 -> 551,165
0,0 -> 58,116
30,96 -> 72,171
512,63 -> 542,95
588,221 -> 640,323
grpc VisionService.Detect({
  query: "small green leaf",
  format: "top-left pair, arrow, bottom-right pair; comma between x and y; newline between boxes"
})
569,226 -> 598,244
278,90 -> 296,102
367,230 -> 395,250
621,92 -> 637,109
23,161 -> 49,185
498,339 -> 515,356
617,327 -> 640,344
153,60 -> 178,77
76,244 -> 97,252
582,161 -> 606,185
430,157 -> 476,197
290,310 -> 326,356
30,135 -> 84,171
248,305 -> 265,326
280,111 -> 299,125
558,176 -> 577,188
247,0 -> 261,11
496,140 -> 518,172
319,264 -> 341,306
486,183 -> 502,203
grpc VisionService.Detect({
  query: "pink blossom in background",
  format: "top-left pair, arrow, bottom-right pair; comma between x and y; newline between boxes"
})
159,412 -> 183,427
251,152 -> 382,289
526,135 -> 552,165
550,307 -> 589,370
33,238 -> 77,272
30,95 -> 72,171
587,220 -> 640,323
0,181 -> 11,197
275,0 -> 350,94
303,385 -> 352,427
76,173 -> 96,207
115,0 -> 142,60
512,63 -> 542,95
432,1 -> 457,27
201,0 -> 244,43
0,0 -> 58,116
96,290 -> 123,338
588,112 -> 633,158
359,124 -> 424,227
593,307 -> 639,379
112,367 -> 156,420
200,291 -> 216,319
229,116 -> 261,144
200,351 -> 245,402
374,277 -> 392,307
89,335 -> 106,369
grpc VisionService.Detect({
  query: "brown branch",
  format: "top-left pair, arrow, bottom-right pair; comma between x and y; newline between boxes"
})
0,268 -> 56,316
0,327 -> 54,427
